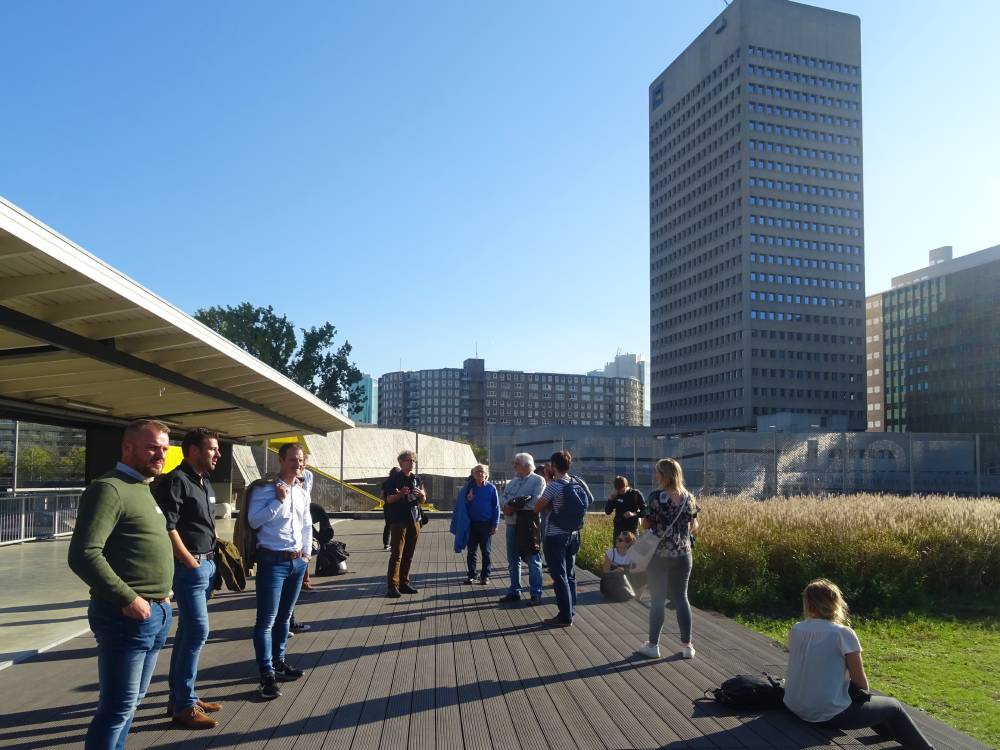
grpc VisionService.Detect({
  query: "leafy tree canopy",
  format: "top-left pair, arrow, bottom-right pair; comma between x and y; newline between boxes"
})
195,303 -> 364,413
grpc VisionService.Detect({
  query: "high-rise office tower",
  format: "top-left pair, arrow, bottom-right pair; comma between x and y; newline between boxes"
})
868,244 -> 1000,434
649,0 -> 866,432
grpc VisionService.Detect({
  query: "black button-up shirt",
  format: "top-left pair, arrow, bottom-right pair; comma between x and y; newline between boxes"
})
382,471 -> 423,526
154,460 -> 217,555
604,488 -> 646,534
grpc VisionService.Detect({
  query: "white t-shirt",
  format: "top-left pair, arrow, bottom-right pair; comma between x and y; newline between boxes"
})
783,618 -> 863,722
605,548 -> 634,568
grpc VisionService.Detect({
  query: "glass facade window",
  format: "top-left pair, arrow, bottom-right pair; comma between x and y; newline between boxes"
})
0,420 -> 86,490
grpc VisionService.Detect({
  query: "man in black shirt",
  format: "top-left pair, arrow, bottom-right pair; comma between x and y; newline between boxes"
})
154,428 -> 223,730
382,450 -> 425,598
604,475 -> 646,546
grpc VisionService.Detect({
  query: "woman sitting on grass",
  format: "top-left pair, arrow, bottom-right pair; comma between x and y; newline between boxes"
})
600,531 -> 642,601
784,579 -> 935,750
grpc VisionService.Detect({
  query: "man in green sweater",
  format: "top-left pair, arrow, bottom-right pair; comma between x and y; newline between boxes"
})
69,419 -> 174,750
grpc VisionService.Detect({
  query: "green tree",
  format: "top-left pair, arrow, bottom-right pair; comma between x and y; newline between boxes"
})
195,303 -> 364,413
19,446 -> 56,481
468,442 -> 488,464
60,446 -> 86,481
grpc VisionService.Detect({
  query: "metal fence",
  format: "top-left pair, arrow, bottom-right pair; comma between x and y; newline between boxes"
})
488,430 -> 1000,502
0,490 -> 83,546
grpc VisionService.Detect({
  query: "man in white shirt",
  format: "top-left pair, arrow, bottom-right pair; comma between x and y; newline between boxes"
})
248,443 -> 312,700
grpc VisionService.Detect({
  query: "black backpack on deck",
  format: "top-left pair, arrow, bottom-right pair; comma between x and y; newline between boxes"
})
704,673 -> 785,710
315,540 -> 350,576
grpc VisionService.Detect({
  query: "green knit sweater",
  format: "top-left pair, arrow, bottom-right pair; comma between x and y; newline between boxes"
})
68,470 -> 174,606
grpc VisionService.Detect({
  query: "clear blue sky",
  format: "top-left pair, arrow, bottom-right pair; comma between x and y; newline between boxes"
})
2,1 -> 997,385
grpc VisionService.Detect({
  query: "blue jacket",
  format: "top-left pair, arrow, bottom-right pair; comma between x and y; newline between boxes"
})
450,481 -> 472,553
466,482 -> 501,526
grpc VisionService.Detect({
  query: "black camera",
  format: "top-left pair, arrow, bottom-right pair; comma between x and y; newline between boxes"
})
507,495 -> 533,510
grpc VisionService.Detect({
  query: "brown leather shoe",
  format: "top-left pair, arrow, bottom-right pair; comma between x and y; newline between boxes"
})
172,705 -> 218,729
166,698 -> 222,716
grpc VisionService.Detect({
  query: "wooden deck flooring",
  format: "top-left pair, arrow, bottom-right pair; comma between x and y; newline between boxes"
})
0,520 -> 987,750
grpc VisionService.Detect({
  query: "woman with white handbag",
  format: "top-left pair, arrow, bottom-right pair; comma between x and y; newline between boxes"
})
635,457 -> 699,660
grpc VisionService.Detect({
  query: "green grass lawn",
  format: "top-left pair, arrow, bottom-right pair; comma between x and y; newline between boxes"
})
577,503 -> 1000,746
736,611 -> 1000,748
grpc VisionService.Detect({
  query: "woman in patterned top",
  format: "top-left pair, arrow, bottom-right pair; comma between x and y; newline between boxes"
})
636,457 -> 699,660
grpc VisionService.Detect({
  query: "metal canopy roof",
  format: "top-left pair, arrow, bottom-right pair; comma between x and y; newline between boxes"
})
0,197 -> 353,440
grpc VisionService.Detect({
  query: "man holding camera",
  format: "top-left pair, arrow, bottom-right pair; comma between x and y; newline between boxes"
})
382,450 -> 425,598
499,453 -> 546,605
605,475 -> 646,547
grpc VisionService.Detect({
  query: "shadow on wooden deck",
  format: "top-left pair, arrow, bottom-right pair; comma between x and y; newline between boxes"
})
0,521 -> 987,750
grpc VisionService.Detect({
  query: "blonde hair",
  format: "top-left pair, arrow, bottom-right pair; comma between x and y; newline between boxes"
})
655,457 -> 687,494
802,578 -> 851,626
615,530 -> 637,545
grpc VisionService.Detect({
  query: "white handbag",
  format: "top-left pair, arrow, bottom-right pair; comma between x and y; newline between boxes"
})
628,494 -> 689,572
627,530 -> 661,572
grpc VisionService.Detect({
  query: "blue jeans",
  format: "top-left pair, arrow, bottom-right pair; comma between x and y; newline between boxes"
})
467,521 -> 494,580
169,558 -> 215,710
543,531 -> 580,623
253,553 -> 307,676
86,597 -> 172,750
505,524 -> 542,599
647,552 -> 693,645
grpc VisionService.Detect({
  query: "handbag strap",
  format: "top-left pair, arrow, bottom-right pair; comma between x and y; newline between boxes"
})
651,492 -> 689,549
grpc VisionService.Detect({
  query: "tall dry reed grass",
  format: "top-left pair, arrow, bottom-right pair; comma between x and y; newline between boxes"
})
579,494 -> 1000,613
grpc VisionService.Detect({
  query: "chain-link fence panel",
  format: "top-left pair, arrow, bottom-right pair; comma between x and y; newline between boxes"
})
981,434 -> 1000,496
911,433 -> 977,495
706,431 -> 766,498
849,432 -> 911,494
774,432 -> 848,496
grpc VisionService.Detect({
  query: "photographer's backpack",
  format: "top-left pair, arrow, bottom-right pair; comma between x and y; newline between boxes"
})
549,477 -> 592,532
704,673 -> 785,710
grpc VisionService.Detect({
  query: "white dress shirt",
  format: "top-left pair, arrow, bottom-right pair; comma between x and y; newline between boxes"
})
247,478 -> 312,556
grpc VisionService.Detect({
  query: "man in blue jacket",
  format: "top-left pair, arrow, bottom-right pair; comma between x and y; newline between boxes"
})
463,464 -> 500,584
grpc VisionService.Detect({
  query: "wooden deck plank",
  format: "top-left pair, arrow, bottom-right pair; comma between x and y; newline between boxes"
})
0,519 -> 988,750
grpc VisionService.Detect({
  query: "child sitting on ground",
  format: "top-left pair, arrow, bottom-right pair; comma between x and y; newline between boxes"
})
600,531 -> 644,601
783,579 -> 935,750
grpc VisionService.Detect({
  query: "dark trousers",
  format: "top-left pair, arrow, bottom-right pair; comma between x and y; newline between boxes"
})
467,521 -> 493,580
387,522 -> 420,588
382,507 -> 391,547
824,696 -> 935,750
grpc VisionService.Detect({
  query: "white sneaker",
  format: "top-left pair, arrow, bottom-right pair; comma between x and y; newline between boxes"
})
682,643 -> 696,659
636,642 -> 660,659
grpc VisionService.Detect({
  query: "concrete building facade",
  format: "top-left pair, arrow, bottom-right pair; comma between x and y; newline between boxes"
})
378,358 -> 644,447
588,353 -> 646,385
868,244 -> 1000,433
864,292 -> 885,431
649,0 -> 866,433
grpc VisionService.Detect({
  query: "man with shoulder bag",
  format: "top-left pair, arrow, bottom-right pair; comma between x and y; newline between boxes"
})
498,453 -> 545,605
534,451 -> 593,627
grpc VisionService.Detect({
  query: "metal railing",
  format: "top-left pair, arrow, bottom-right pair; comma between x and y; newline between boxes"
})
0,490 -> 83,546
